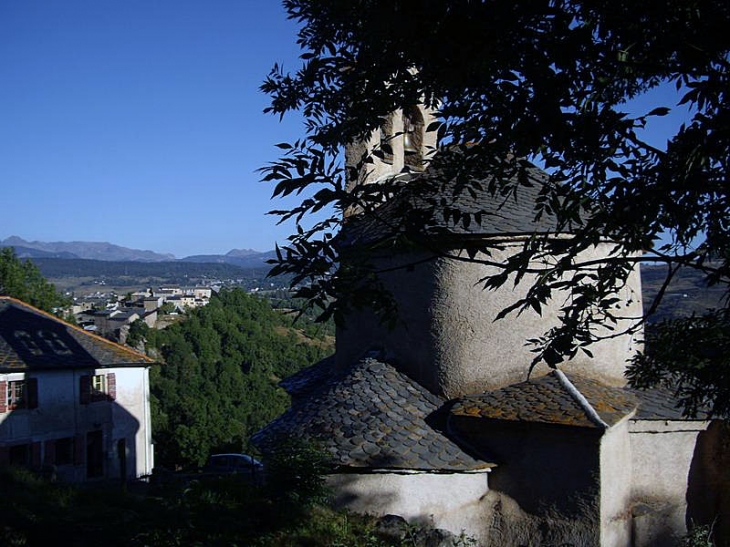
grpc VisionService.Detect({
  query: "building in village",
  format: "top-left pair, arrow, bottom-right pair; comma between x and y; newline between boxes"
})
74,286 -> 213,340
254,104 -> 729,546
0,297 -> 154,482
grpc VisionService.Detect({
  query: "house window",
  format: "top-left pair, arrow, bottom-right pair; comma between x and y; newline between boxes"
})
0,378 -> 38,412
38,330 -> 73,355
80,373 -> 116,404
7,381 -> 25,410
13,330 -> 43,356
92,374 -> 107,396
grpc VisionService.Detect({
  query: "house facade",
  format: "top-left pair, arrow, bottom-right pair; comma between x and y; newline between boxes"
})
0,297 -> 154,482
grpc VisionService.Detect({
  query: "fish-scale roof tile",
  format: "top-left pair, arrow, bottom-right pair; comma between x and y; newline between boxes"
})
342,159 -> 574,248
628,384 -> 710,421
252,358 -> 493,471
451,371 -> 637,429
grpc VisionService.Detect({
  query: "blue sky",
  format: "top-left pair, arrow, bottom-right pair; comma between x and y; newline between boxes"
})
1,1 -> 305,257
1,2 -> 692,258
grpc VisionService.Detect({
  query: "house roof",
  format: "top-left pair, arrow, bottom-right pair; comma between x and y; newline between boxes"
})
252,357 -> 493,472
628,384 -> 709,421
0,297 -> 152,371
279,354 -> 336,396
343,156 -> 573,248
451,371 -> 638,429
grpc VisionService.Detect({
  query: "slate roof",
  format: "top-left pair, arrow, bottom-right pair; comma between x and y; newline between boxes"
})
252,358 -> 493,472
279,354 -> 335,397
451,371 -> 638,429
0,297 -> 152,371
629,384 -> 710,421
343,156 -> 572,248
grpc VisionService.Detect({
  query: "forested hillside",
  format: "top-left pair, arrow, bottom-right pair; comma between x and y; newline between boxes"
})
142,289 -> 333,469
32,257 -> 253,280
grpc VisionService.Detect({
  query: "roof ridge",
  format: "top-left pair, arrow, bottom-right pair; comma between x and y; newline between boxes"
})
554,370 -> 609,429
0,296 -> 154,364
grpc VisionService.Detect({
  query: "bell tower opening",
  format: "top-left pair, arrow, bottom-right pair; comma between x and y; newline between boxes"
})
402,106 -> 425,170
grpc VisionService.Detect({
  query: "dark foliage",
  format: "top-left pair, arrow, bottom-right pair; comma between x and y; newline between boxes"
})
147,288 -> 332,469
0,466 -> 394,547
261,0 -> 730,417
0,248 -> 69,312
32,257 -> 252,281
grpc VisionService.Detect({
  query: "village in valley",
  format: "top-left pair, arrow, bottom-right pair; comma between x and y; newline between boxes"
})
71,285 -> 214,340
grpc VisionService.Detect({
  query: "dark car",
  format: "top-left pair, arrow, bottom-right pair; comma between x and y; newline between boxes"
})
203,453 -> 264,476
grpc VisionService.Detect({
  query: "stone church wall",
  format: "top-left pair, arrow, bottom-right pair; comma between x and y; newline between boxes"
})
337,242 -> 643,398
327,470 -> 490,538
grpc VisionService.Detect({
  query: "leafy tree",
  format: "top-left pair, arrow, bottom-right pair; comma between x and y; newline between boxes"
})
158,301 -> 176,315
261,1 -> 730,416
148,288 -> 332,468
0,248 -> 68,312
126,319 -> 150,349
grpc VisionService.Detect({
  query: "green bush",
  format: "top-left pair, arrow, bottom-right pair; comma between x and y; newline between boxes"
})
682,523 -> 715,547
264,438 -> 331,506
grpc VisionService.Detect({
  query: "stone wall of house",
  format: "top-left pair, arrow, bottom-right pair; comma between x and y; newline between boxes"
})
111,366 -> 153,479
449,418 -> 603,517
336,242 -> 643,398
0,367 -> 152,482
327,470 -> 490,539
599,418 -> 633,546
629,419 -> 725,547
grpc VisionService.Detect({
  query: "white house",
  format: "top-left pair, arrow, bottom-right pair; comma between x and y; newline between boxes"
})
0,297 -> 154,482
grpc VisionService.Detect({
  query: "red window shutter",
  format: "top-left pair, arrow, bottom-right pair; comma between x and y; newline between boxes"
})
0,381 -> 6,413
31,442 -> 42,468
107,373 -> 116,401
73,435 -> 85,465
26,378 -> 38,409
80,375 -> 91,405
44,439 -> 56,465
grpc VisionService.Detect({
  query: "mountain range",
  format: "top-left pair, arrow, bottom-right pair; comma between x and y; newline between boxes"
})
1,236 -> 275,268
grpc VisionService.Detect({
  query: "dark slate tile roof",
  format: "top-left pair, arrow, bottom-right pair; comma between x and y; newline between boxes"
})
628,384 -> 710,421
279,354 -> 336,397
252,358 -> 493,471
343,156 -> 571,248
451,371 -> 637,429
0,297 -> 152,371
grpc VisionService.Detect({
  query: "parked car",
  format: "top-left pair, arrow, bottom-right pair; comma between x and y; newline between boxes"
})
203,453 -> 264,476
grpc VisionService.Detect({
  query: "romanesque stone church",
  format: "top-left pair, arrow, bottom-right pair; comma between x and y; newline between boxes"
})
254,104 -> 728,546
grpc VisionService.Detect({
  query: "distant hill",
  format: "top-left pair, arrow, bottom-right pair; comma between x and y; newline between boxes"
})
180,249 -> 277,268
1,236 -> 175,262
641,263 -> 725,323
5,245 -> 80,259
31,257 -> 251,280
1,236 -> 276,267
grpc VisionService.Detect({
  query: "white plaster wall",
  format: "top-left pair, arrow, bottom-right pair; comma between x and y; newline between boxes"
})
629,420 -> 709,545
111,367 -> 153,478
630,420 -> 708,502
435,244 -> 643,396
328,471 -> 490,538
0,370 -> 87,438
0,366 -> 152,481
599,419 -> 633,547
337,242 -> 643,397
